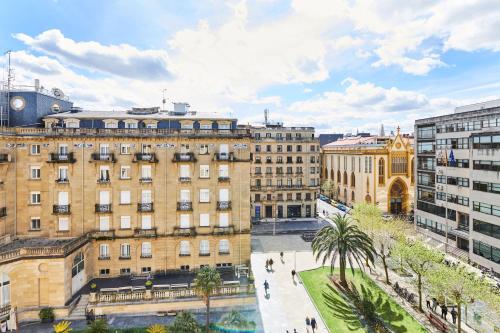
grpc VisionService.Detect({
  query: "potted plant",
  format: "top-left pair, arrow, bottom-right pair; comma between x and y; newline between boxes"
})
145,280 -> 153,290
39,307 -> 55,323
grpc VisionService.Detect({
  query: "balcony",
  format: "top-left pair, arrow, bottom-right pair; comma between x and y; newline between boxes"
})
141,253 -> 153,259
48,152 -> 76,163
0,207 -> 6,218
91,153 -> 116,162
134,153 -> 158,163
91,229 -> 115,240
97,177 -> 111,184
173,226 -> 197,237
276,160 -> 283,164
213,225 -> 234,235
215,152 -> 231,161
172,152 -> 196,162
138,203 -> 154,212
53,204 -> 70,215
179,177 -> 191,183
218,176 -> 230,182
119,255 -> 131,260
199,252 -> 210,257
139,177 -> 152,183
56,178 -> 69,184
98,256 -> 110,260
217,201 -> 232,210
265,160 -> 273,164
254,160 -> 262,164
0,305 -> 11,320
219,250 -> 230,255
95,204 -> 112,213
134,227 -> 157,238
177,201 -> 193,211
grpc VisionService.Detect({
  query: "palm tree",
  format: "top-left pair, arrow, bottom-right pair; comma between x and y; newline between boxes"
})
170,311 -> 201,333
193,266 -> 222,333
312,214 -> 376,287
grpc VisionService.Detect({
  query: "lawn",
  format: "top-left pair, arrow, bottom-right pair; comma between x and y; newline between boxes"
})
299,267 -> 428,333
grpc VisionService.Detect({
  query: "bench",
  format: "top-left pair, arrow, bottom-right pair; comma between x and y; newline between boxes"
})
427,312 -> 448,332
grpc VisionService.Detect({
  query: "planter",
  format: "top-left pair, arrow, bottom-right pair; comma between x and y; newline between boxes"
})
41,317 -> 54,324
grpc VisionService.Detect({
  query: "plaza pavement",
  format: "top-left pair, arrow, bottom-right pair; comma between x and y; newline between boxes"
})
252,250 -> 329,333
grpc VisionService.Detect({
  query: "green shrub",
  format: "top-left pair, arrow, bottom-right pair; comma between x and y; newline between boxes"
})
39,307 -> 55,322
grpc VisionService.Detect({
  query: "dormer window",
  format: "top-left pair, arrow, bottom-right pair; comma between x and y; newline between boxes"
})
219,123 -> 230,130
103,119 -> 118,129
124,120 -> 138,129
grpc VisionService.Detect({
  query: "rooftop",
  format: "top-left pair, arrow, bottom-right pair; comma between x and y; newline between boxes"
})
322,133 -> 413,149
45,109 -> 236,121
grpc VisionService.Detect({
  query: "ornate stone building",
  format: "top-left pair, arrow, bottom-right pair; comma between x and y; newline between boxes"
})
0,102 -> 252,322
321,129 -> 414,215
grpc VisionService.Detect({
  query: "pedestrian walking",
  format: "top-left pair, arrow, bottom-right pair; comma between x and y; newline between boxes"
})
426,297 -> 431,309
291,269 -> 296,282
280,251 -> 284,262
311,317 -> 317,332
306,316 -> 311,333
441,304 -> 448,320
269,258 -> 274,270
263,280 -> 269,296
294,329 -> 298,333
265,259 -> 269,271
432,297 -> 437,311
451,307 -> 457,324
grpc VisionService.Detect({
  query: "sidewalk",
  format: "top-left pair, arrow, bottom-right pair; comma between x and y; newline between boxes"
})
252,251 -> 328,333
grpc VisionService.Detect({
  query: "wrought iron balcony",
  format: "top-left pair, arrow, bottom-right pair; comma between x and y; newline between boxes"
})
97,177 -> 111,184
134,153 -> 158,163
48,152 -> 76,163
177,201 -> 193,211
218,176 -> 230,182
91,153 -> 116,162
0,207 -> 6,218
179,177 -> 191,183
213,225 -> 234,235
215,152 -> 236,161
139,177 -> 152,183
95,204 -> 112,213
56,178 -> 69,184
199,252 -> 210,257
91,229 -> 115,239
53,205 -> 70,215
138,203 -> 154,212
172,152 -> 196,162
140,253 -> 153,259
217,201 -> 231,210
134,227 -> 157,238
173,226 -> 197,237
98,256 -> 110,260
218,250 -> 230,255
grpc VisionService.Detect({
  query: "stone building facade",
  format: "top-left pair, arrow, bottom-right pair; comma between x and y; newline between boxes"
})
321,130 -> 414,214
244,124 -> 320,220
0,105 -> 252,321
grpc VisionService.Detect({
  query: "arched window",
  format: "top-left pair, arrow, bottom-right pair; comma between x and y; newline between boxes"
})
351,191 -> 355,201
72,252 -> 84,277
330,169 -> 334,181
0,273 -> 9,307
343,188 -> 347,199
343,171 -> 348,185
350,172 -> 356,187
337,171 -> 341,184
365,194 -> 372,203
378,158 -> 385,185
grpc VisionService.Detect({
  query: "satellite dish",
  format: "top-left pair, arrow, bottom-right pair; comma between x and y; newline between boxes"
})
52,88 -> 64,98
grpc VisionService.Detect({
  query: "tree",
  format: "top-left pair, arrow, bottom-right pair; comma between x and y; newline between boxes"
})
312,214 -> 376,287
193,266 -> 222,333
392,239 -> 443,311
321,179 -> 333,197
85,319 -> 108,333
170,312 -> 201,333
426,264 -> 500,333
218,310 -> 256,330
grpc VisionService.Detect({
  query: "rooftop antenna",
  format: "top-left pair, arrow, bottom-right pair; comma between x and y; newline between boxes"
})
2,50 -> 13,127
264,108 -> 269,125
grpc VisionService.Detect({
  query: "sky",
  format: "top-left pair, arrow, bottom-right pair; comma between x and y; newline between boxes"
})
1,0 -> 500,134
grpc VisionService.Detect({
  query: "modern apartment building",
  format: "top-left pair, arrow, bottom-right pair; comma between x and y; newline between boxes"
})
415,100 -> 500,273
242,122 -> 320,220
321,130 -> 414,214
0,100 -> 252,321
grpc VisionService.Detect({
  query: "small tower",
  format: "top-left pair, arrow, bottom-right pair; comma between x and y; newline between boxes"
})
379,124 -> 385,137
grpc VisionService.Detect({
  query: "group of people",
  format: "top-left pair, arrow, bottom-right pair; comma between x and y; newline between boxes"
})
285,317 -> 318,333
426,297 -> 458,324
265,258 -> 275,271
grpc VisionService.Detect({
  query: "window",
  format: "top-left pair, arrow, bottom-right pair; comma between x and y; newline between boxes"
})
120,191 -> 131,204
58,166 -> 68,181
180,165 -> 190,178
219,165 -> 229,178
120,243 -> 131,258
296,145 -> 302,152
58,217 -> 69,231
296,193 -> 302,200
255,145 -> 261,152
200,123 -> 212,130
30,217 -> 41,230
99,216 -> 110,231
473,240 -> 500,264
200,240 -> 210,255
99,166 -> 110,181
378,159 -> 385,185
120,166 -> 131,179
142,266 -> 152,273
180,241 -> 190,255
473,201 -> 500,217
141,242 -> 152,257
180,214 -> 190,228
199,189 -> 210,203
30,144 -> 41,155
104,120 -> 118,129
120,268 -> 131,275
200,213 -> 210,227
125,121 -> 137,129
199,144 -> 209,155
472,135 -> 500,149
141,215 -> 152,230
100,269 -> 110,276
141,190 -> 152,204
219,213 -> 229,227
219,239 -> 229,254
473,181 -> 500,194
30,166 -> 41,180
473,219 -> 500,239
120,144 -> 131,154
473,160 -> 500,172
141,165 -> 152,179
120,216 -> 131,229
30,191 -> 41,204
180,189 -> 190,202
99,244 -> 109,259
200,165 -> 210,178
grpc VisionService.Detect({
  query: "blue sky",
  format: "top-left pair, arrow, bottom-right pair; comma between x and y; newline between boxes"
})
1,0 -> 500,134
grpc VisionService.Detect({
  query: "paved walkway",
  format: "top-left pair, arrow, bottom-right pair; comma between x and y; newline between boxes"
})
252,251 -> 328,333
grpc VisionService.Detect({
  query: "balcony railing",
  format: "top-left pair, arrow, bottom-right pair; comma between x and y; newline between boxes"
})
177,201 -> 193,211
213,225 -> 234,235
91,229 -> 115,239
217,201 -> 232,210
218,176 -> 230,182
91,153 -> 116,162
48,152 -> 76,163
95,204 -> 112,213
134,153 -> 158,162
0,207 -> 6,218
0,305 -> 11,320
215,152 -> 231,161
98,256 -> 110,260
56,178 -> 69,184
138,203 -> 154,212
97,177 -> 111,184
219,250 -> 230,255
134,227 -> 157,238
173,226 -> 197,237
172,152 -> 196,162
179,177 -> 191,183
53,204 -> 70,215
139,177 -> 152,183
199,252 -> 210,257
